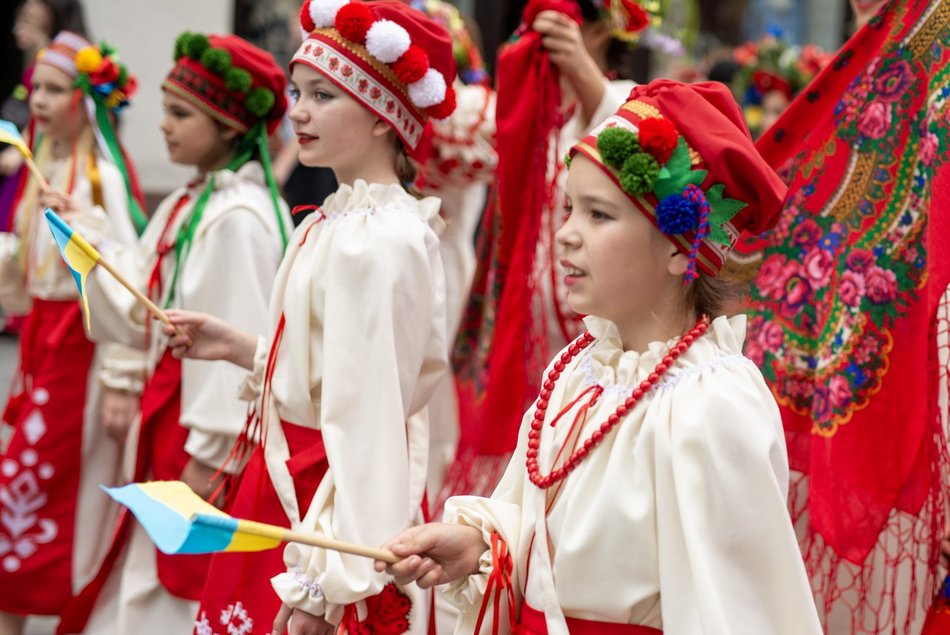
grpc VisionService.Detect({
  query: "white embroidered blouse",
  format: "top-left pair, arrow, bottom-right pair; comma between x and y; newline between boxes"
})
443,315 -> 823,635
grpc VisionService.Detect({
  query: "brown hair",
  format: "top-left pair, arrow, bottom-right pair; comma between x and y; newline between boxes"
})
395,139 -> 423,198
685,268 -> 749,318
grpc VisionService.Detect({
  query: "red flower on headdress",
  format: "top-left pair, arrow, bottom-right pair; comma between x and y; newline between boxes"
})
89,58 -> 120,85
620,0 -> 650,33
638,117 -> 678,164
123,74 -> 138,99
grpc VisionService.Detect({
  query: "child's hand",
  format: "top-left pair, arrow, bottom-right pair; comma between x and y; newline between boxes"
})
180,457 -> 221,505
271,605 -> 334,635
532,10 -> 598,81
39,190 -> 86,219
374,523 -> 488,588
163,309 -> 256,369
100,387 -> 139,443
0,147 -> 23,176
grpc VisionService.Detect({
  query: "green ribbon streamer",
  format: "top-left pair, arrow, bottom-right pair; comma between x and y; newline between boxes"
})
163,120 -> 288,308
91,94 -> 149,235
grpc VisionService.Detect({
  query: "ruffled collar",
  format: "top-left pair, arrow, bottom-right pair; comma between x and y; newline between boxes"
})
579,314 -> 748,391
322,179 -> 442,229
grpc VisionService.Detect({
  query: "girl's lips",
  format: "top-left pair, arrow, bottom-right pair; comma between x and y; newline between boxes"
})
297,134 -> 317,145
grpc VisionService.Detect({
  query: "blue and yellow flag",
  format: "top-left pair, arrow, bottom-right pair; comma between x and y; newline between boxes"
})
44,209 -> 101,329
103,481 -> 282,554
0,119 -> 30,159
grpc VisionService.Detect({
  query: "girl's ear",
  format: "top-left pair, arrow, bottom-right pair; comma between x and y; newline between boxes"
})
220,126 -> 240,144
372,118 -> 392,138
667,247 -> 689,277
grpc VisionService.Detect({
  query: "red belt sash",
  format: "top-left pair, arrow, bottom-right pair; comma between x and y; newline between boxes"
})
517,603 -> 663,635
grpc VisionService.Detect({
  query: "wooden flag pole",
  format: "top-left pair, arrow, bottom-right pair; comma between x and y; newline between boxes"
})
192,515 -> 400,563
94,257 -> 174,327
24,156 -> 51,192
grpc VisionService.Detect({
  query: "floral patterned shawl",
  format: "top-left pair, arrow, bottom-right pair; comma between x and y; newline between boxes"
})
743,0 -> 950,630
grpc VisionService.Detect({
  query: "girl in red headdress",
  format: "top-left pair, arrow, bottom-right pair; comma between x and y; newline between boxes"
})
377,80 -> 822,635
0,32 -> 144,635
56,32 -> 292,635
162,2 -> 457,633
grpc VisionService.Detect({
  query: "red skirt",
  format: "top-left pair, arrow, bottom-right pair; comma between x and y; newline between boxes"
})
517,603 -> 662,635
0,299 -> 95,615
194,420 -> 328,635
58,349 -> 209,633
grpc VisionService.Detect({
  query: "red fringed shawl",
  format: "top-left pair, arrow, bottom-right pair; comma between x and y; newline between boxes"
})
440,0 -> 581,504
744,1 -> 950,631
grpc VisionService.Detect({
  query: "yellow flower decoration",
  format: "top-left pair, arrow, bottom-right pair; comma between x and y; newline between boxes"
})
106,90 -> 123,109
75,46 -> 103,74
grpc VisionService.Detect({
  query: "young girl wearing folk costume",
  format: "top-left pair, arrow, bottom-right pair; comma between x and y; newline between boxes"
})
164,2 -> 455,634
442,0 -> 648,507
0,32 -> 144,635
379,80 -> 823,635
57,34 -> 291,635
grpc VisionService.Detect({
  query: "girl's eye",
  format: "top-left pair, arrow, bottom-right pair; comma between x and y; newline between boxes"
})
315,90 -> 333,101
590,210 -> 611,221
288,87 -> 300,102
562,203 -> 573,220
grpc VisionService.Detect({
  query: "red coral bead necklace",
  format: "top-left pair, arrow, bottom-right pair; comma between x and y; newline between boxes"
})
527,314 -> 711,489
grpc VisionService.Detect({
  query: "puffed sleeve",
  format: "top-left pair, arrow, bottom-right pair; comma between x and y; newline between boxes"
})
653,362 -> 822,635
272,211 -> 447,621
440,420 -> 528,627
177,206 -> 284,471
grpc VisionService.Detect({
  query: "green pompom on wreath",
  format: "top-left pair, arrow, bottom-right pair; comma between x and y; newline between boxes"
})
619,152 -> 660,196
597,126 -> 639,170
564,153 -> 572,169
117,65 -> 129,87
183,33 -> 210,60
201,47 -> 232,75
224,67 -> 253,94
245,87 -> 275,117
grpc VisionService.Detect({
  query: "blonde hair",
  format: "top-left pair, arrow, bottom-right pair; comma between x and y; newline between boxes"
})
15,126 -> 98,269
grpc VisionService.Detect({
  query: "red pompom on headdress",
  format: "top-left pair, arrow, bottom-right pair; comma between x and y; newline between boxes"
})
335,2 -> 374,44
638,117 -> 678,164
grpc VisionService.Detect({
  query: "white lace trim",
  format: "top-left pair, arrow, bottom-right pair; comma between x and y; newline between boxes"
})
291,566 -> 325,600
323,203 -> 426,225
579,350 -> 748,398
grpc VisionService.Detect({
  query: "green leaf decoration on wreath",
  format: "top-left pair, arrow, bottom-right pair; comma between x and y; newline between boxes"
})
705,183 -> 747,245
653,139 -> 706,199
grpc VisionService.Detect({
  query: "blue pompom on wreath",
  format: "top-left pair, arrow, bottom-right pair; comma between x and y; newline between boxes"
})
656,192 -> 700,235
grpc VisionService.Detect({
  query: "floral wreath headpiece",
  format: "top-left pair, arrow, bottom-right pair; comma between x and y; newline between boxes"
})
733,32 -> 831,109
597,0 -> 661,41
570,106 -> 748,283
74,43 -> 137,112
293,0 -> 457,155
36,35 -> 148,234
